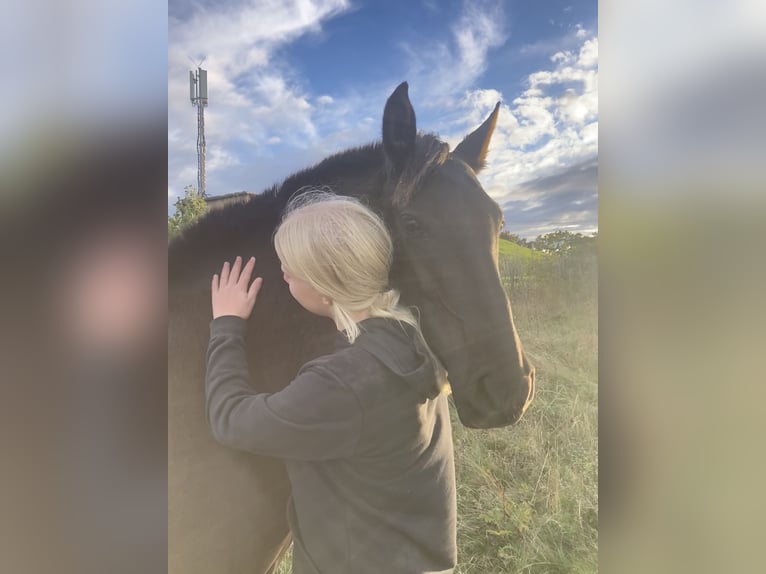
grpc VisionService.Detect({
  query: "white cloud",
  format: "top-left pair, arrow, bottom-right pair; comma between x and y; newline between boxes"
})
452,88 -> 504,130
316,95 -> 334,105
168,0 -> 352,197
514,38 -> 598,133
453,4 -> 505,72
519,24 -> 593,61
581,121 -> 598,144
207,145 -> 241,172
178,164 -> 198,185
551,50 -> 575,64
446,35 -> 599,216
578,38 -> 598,69
403,0 -> 506,103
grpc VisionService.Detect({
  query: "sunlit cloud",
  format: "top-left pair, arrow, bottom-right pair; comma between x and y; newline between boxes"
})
443,35 -> 598,237
402,0 -> 507,104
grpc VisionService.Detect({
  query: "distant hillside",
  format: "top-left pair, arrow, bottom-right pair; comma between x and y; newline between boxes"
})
498,238 -> 546,260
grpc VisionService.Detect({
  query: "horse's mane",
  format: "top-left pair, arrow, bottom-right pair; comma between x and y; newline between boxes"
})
168,133 -> 449,282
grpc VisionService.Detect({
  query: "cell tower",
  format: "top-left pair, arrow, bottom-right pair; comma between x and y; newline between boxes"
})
189,67 -> 208,197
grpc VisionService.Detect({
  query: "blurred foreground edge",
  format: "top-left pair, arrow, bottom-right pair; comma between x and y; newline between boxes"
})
0,119 -> 168,574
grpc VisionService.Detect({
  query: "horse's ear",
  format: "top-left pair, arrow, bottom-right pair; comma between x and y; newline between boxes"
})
382,81 -> 416,175
452,102 -> 500,173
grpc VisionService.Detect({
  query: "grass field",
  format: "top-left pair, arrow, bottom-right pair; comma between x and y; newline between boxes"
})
453,242 -> 598,573
498,238 -> 547,260
277,242 -> 598,573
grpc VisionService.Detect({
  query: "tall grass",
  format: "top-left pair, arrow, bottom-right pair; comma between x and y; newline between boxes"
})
277,249 -> 598,573
453,249 -> 598,573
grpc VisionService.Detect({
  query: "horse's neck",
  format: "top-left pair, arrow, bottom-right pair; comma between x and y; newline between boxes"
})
273,144 -> 385,204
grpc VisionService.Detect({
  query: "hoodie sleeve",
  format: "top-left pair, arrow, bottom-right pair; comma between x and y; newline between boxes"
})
205,316 -> 362,460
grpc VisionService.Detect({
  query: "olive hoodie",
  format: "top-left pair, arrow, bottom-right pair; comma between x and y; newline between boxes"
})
205,315 -> 457,574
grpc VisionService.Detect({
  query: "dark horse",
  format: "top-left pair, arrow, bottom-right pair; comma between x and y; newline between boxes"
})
169,82 -> 535,573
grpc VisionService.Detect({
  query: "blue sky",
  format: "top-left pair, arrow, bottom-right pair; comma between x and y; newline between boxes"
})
168,0 -> 597,238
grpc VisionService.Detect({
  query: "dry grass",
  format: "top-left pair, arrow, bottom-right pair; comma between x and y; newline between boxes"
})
452,252 -> 598,573
278,251 -> 598,573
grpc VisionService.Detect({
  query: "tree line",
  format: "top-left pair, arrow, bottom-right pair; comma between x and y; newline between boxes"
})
168,185 -> 207,239
500,230 -> 597,256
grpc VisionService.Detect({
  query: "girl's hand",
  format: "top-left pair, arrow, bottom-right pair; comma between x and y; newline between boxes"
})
211,256 -> 263,319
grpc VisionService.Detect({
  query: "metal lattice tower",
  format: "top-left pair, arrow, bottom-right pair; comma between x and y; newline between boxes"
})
189,67 -> 208,197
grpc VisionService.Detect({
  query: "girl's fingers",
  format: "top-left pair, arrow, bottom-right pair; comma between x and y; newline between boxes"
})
230,256 -> 243,282
238,256 -> 256,287
247,276 -> 263,301
220,260 -> 231,284
211,273 -> 219,292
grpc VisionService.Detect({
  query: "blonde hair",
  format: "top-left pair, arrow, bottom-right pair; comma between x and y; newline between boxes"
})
273,190 -> 446,389
274,190 -> 406,341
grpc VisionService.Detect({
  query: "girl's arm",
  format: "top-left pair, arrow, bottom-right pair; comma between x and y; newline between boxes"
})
205,315 -> 362,460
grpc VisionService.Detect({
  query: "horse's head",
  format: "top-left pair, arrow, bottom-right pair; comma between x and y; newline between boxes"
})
380,82 -> 534,428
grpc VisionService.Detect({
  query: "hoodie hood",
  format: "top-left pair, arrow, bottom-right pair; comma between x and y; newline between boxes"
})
334,317 -> 444,400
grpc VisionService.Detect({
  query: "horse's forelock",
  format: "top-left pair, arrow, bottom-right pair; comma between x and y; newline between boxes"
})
389,135 -> 450,208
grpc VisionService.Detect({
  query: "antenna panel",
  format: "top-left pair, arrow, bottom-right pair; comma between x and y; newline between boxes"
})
199,69 -> 208,104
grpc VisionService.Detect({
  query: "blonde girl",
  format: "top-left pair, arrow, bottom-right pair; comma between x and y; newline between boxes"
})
206,191 -> 457,574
